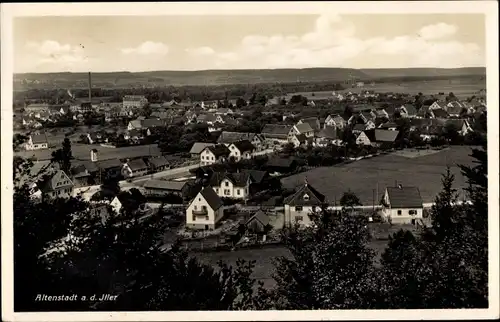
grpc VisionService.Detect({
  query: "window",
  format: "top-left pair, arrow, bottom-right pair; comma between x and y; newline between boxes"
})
201,156 -> 204,160
303,194 -> 310,201
198,198 -> 201,201
194,205 -> 197,210
295,206 -> 303,212
211,157 -> 214,160
397,210 -> 402,215
295,216 -> 304,221
237,189 -> 240,195
215,188 -> 219,193
225,182 -> 229,187
224,189 -> 230,195
202,206 -> 207,212
205,215 -> 209,220
409,210 -> 417,215
192,214 -> 196,221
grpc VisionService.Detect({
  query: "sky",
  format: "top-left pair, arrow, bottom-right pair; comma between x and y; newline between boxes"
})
13,14 -> 486,73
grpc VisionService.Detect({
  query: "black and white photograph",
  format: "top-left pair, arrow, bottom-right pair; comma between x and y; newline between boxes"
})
1,1 -> 499,321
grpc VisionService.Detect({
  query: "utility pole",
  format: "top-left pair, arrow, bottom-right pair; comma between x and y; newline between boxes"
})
372,188 -> 375,212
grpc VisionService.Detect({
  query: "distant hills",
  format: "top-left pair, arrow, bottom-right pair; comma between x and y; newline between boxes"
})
14,67 -> 486,89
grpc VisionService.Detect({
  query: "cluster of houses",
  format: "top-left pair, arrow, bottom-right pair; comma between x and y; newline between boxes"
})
185,178 -> 426,231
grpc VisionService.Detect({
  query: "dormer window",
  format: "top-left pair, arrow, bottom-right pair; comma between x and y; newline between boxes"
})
303,194 -> 310,201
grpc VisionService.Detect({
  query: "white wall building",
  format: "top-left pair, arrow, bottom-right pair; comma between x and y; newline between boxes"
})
381,185 -> 424,225
185,187 -> 224,230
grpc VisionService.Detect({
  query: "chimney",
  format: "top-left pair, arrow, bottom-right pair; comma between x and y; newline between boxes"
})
90,149 -> 98,162
88,72 -> 92,103
304,177 -> 308,186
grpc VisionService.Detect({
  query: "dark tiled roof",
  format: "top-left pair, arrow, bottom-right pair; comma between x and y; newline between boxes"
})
375,129 -> 399,142
299,117 -> 320,131
31,133 -> 48,144
126,158 -> 148,171
294,122 -> 314,134
317,126 -> 338,140
231,140 -> 255,153
190,142 -> 215,154
294,134 -> 308,143
432,109 -> 449,118
386,186 -> 423,208
261,124 -> 293,136
148,156 -> 169,168
245,210 -> 270,227
206,144 -> 231,158
401,104 -> 417,115
96,159 -> 123,170
210,171 -> 250,187
283,183 -> 326,206
199,187 -> 223,210
241,169 -> 268,184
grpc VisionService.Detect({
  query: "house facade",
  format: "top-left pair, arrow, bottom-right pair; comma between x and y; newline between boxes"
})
261,124 -> 295,146
292,123 -> 315,138
26,134 -> 49,150
283,181 -> 326,227
381,186 -> 424,225
143,180 -> 191,198
228,140 -> 255,162
210,172 -> 251,200
323,114 -> 346,129
122,159 -> 149,178
185,187 -> 224,230
123,95 -> 148,109
356,131 -> 372,145
217,131 -> 264,151
200,144 -> 230,166
40,170 -> 74,200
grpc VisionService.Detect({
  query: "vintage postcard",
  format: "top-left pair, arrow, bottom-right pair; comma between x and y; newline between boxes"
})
1,1 -> 499,321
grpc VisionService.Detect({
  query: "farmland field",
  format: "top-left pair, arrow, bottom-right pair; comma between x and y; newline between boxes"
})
281,146 -> 478,205
286,79 -> 485,101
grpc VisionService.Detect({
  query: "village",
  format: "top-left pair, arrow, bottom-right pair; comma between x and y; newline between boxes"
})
13,73 -> 487,252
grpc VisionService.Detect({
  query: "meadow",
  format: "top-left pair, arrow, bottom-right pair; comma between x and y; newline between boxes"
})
193,223 -> 416,289
281,146 -> 477,205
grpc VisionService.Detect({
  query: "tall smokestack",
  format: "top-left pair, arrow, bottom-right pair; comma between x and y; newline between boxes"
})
88,72 -> 92,103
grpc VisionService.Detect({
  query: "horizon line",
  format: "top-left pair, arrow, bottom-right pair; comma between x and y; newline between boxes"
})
14,66 -> 487,75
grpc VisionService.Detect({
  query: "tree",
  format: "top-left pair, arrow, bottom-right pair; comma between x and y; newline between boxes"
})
271,209 -> 378,309
289,95 -> 305,105
339,190 -> 362,209
380,152 -> 488,309
235,97 -> 247,108
143,104 -> 152,118
378,229 -> 422,309
51,138 -> 73,174
443,122 -> 461,145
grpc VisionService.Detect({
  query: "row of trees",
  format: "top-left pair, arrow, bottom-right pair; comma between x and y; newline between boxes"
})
13,143 -> 488,310
15,81 -> 346,106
